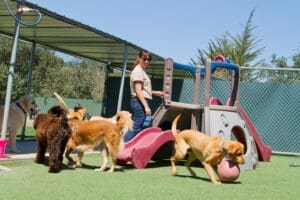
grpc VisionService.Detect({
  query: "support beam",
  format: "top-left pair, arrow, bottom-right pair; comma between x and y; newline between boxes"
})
1,9 -> 21,139
117,44 -> 128,112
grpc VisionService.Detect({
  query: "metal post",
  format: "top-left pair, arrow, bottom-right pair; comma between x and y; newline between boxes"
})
116,44 -> 128,112
20,42 -> 36,140
191,65 -> 201,130
101,62 -> 111,116
1,11 -> 21,139
26,42 -> 35,95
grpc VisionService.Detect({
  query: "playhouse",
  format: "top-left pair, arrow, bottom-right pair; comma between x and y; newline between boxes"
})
117,57 -> 272,170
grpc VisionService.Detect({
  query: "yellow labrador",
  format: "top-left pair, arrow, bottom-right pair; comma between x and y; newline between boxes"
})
0,95 -> 39,153
170,114 -> 245,184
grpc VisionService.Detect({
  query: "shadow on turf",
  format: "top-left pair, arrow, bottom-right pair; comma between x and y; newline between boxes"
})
175,174 -> 242,184
129,160 -> 242,185
116,159 -> 206,170
37,159 -> 241,184
37,160 -> 127,173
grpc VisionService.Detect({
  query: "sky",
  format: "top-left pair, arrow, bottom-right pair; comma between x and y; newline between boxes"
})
29,0 -> 300,65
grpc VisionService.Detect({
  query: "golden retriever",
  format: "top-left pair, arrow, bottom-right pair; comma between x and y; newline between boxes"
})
53,92 -> 90,120
0,95 -> 39,153
89,110 -> 130,123
170,114 -> 245,184
65,111 -> 133,172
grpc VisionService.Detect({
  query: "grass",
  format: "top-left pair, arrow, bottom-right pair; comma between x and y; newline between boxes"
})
0,154 -> 299,200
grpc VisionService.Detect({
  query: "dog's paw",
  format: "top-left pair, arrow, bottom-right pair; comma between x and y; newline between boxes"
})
213,181 -> 222,185
171,170 -> 177,176
94,168 -> 105,172
190,171 -> 197,177
107,168 -> 115,173
67,162 -> 76,169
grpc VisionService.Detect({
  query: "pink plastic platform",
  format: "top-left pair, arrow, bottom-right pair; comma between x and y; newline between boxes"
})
117,127 -> 174,169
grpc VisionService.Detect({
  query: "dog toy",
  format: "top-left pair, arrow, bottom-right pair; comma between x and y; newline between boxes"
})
217,159 -> 240,182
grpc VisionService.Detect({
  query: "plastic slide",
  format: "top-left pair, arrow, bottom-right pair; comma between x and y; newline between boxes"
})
237,107 -> 272,161
117,127 -> 174,169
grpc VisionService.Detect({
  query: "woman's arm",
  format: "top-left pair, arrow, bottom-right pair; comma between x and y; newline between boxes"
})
152,90 -> 164,98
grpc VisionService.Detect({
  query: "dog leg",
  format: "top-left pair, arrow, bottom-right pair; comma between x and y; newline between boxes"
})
65,147 -> 75,167
185,152 -> 197,177
8,132 -> 20,153
107,146 -> 118,173
75,151 -> 84,167
170,144 -> 188,176
48,152 -> 61,173
108,159 -> 116,173
202,162 -> 221,185
35,140 -> 46,163
95,142 -> 108,172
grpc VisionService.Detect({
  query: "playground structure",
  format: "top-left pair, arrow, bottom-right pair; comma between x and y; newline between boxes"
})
117,56 -> 272,170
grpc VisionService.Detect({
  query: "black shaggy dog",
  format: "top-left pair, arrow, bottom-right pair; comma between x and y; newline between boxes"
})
34,105 -> 72,173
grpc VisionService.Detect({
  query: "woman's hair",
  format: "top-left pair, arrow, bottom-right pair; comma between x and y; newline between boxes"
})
133,49 -> 152,68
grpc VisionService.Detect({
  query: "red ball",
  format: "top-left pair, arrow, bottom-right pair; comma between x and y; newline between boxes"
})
217,159 -> 240,182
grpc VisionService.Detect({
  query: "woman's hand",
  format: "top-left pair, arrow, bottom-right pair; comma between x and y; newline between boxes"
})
144,106 -> 151,115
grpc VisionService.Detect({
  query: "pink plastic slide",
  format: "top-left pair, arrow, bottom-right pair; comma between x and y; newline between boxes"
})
117,127 -> 174,169
237,107 -> 272,161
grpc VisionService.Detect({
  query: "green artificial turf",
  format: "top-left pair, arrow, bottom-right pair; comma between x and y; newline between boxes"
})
0,154 -> 299,200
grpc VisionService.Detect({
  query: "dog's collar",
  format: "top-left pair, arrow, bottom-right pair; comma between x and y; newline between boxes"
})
221,139 -> 228,157
16,102 -> 27,115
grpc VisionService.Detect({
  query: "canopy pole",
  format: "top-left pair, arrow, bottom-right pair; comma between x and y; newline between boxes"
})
1,9 -> 21,139
116,44 -> 128,112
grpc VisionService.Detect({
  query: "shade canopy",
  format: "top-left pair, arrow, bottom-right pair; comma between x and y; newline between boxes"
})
0,0 -> 166,76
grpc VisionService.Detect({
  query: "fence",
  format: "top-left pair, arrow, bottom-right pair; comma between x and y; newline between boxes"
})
35,97 -> 102,116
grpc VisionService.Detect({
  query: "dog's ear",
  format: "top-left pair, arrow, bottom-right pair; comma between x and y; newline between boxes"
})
228,142 -> 244,156
83,112 -> 91,120
116,113 -> 121,122
74,105 -> 83,111
20,96 -> 30,110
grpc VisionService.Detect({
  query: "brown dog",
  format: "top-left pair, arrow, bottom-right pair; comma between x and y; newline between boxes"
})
34,105 -> 72,173
170,114 -> 245,184
65,111 -> 133,172
0,95 -> 39,153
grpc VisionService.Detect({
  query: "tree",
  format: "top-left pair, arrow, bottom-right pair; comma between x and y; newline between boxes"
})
0,35 -> 106,102
190,9 -> 265,68
0,36 -> 32,101
268,50 -> 300,84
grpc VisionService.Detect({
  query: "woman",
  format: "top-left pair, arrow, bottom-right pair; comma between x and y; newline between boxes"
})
124,50 -> 164,142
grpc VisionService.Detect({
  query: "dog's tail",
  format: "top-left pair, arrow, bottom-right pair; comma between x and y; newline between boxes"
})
172,114 -> 182,137
53,92 -> 70,111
